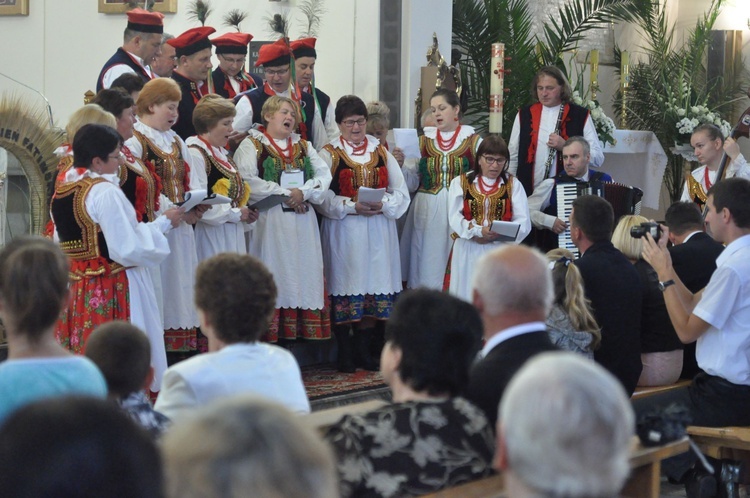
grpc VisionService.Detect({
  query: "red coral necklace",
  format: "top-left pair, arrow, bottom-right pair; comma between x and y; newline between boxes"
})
342,137 -> 368,156
263,131 -> 294,164
436,124 -> 462,151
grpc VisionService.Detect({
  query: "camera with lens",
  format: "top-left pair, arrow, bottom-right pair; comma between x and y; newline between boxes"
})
630,221 -> 661,242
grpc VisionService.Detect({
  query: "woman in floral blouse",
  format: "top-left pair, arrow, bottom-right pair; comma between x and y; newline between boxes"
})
324,289 -> 495,498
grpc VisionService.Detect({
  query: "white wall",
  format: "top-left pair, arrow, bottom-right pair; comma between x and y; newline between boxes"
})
0,0 -> 380,127
400,0 -> 452,128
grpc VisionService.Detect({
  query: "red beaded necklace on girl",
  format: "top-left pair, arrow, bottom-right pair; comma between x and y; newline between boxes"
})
342,137 -> 368,156
436,124 -> 462,151
197,136 -> 235,170
478,175 -> 500,195
262,131 -> 294,164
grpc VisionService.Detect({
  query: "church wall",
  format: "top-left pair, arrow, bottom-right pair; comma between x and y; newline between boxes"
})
0,0 -> 381,127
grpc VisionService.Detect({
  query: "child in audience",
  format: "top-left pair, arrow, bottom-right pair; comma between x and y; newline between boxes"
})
545,248 -> 601,358
0,236 -> 106,424
85,321 -> 170,437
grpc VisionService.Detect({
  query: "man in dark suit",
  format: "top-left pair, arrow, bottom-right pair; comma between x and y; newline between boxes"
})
664,201 -> 724,378
466,245 -> 558,427
571,195 -> 642,395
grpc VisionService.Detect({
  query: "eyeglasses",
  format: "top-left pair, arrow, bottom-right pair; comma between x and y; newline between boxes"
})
264,68 -> 289,76
108,152 -> 125,162
341,118 -> 367,128
482,156 -> 506,165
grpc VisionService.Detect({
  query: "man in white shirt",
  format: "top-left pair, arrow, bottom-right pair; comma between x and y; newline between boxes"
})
465,245 -> 558,427
508,66 -> 604,196
640,177 -> 750,495
155,253 -> 310,422
96,8 -> 164,92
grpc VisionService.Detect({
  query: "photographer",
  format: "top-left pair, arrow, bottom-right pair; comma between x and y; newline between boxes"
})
638,178 -> 750,496
613,215 -> 683,387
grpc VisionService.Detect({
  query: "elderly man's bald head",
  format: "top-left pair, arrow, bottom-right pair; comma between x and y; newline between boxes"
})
472,245 -> 553,316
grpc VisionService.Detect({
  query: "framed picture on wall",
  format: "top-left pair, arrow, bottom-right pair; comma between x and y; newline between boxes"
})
98,0 -> 177,14
0,0 -> 30,16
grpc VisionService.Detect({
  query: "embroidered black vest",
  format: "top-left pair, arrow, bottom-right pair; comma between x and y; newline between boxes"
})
247,137 -> 314,186
418,133 -> 479,194
325,143 -> 390,200
134,131 -> 189,204
189,145 -> 248,208
51,177 -> 126,279
459,174 -> 514,226
96,48 -> 152,93
118,156 -> 161,223
517,102 -> 588,195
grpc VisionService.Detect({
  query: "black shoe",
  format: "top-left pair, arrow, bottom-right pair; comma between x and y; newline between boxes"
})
353,328 -> 379,371
334,325 -> 355,373
685,468 -> 717,498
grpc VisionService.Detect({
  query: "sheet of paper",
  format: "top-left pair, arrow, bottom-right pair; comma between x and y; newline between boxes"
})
357,187 -> 386,203
248,194 -> 290,212
280,169 -> 305,189
177,189 -> 231,211
490,220 -> 521,242
177,189 -> 207,211
393,128 -> 420,159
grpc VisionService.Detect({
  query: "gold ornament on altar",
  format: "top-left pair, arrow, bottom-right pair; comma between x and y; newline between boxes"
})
415,34 -> 463,129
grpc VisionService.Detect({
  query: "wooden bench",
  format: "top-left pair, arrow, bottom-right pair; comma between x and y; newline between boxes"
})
631,379 -> 692,401
413,436 -> 690,498
687,426 -> 750,459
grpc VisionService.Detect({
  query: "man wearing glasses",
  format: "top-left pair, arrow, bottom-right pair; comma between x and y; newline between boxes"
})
210,32 -> 262,99
233,38 -> 328,150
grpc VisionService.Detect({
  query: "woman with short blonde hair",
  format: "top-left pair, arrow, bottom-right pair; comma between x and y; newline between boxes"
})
612,214 -> 683,386
187,94 -> 256,261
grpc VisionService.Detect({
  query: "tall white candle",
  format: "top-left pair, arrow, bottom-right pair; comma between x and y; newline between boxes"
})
489,42 -> 505,134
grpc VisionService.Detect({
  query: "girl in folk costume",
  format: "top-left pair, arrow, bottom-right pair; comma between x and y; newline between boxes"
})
400,89 -> 481,290
316,96 -> 410,373
125,77 -> 204,356
52,125 -> 183,391
447,134 -> 531,302
186,95 -> 257,261
681,123 -> 750,209
233,96 -> 331,343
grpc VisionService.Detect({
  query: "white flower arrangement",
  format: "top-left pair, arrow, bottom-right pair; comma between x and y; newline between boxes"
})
571,91 -> 617,146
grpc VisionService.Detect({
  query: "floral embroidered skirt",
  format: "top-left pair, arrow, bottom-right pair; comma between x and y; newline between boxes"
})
55,271 -> 130,353
330,293 -> 397,325
164,328 -> 203,353
265,307 -> 332,343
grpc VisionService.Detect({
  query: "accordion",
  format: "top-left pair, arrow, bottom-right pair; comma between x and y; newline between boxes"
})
557,181 -> 643,256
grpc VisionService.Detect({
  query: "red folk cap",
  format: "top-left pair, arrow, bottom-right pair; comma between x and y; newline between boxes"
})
168,26 -> 216,57
291,37 -> 317,59
126,8 -> 164,34
255,38 -> 291,68
212,32 -> 254,55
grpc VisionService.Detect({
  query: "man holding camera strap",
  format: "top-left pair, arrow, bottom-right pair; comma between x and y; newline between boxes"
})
640,177 -> 750,497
